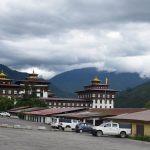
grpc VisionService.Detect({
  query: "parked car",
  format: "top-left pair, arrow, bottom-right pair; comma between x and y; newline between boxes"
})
92,122 -> 131,138
58,118 -> 80,131
75,123 -> 93,133
51,117 -> 60,129
0,112 -> 11,117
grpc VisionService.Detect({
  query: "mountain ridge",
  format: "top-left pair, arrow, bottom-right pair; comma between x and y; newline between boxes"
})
50,67 -> 150,93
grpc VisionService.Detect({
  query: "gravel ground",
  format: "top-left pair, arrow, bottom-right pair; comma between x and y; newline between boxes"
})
0,127 -> 150,150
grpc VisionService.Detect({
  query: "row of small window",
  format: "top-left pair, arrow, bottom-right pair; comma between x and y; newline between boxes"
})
93,99 -> 114,104
48,102 -> 91,107
0,90 -> 18,94
0,81 -> 11,84
92,86 -> 107,89
79,94 -> 115,99
93,105 -> 113,109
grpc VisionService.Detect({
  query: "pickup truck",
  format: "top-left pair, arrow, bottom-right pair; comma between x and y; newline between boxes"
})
92,122 -> 131,138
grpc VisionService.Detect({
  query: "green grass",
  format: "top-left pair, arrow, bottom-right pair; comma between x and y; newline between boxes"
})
129,135 -> 150,142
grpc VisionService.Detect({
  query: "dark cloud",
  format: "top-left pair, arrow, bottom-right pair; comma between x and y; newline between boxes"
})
0,0 -> 150,78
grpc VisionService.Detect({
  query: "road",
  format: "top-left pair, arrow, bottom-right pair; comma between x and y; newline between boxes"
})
0,127 -> 149,150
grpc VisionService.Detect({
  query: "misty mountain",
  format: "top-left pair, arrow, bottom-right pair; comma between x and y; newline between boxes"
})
50,67 -> 150,93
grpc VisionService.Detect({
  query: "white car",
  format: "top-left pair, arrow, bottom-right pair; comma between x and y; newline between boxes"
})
58,118 -> 80,131
51,118 -> 60,129
0,112 -> 11,117
92,122 -> 131,138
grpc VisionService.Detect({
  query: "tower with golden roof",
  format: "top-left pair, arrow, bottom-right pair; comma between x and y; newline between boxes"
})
0,70 -> 20,98
76,76 -> 118,109
15,70 -> 50,98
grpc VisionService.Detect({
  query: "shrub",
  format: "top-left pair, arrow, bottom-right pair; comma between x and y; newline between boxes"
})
130,135 -> 150,142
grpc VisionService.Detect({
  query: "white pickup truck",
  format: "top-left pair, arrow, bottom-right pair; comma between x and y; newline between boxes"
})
92,122 -> 131,138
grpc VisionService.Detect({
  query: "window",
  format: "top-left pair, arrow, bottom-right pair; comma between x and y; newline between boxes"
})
112,124 -> 118,127
103,94 -> 105,98
112,95 -> 115,98
92,94 -> 95,98
104,124 -> 111,127
14,90 -> 17,94
8,90 -> 11,94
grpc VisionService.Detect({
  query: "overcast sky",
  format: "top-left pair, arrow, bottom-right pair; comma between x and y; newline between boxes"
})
0,0 -> 150,79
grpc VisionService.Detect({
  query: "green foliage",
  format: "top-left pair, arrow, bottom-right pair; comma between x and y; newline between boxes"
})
129,135 -> 150,142
16,96 -> 47,108
0,96 -> 14,111
115,81 -> 150,108
145,101 -> 150,109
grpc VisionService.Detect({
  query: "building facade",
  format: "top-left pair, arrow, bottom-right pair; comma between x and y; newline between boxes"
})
76,77 -> 118,109
43,97 -> 92,108
0,71 -> 20,98
107,110 -> 150,137
16,71 -> 49,98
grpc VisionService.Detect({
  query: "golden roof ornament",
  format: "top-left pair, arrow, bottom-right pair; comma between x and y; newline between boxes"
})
0,70 -> 7,77
92,76 -> 100,82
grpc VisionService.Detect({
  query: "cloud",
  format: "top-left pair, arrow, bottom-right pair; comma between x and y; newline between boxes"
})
0,0 -> 150,78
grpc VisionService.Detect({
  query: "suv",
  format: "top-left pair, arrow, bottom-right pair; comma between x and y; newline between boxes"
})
92,122 -> 131,138
75,123 -> 93,133
59,118 -> 80,131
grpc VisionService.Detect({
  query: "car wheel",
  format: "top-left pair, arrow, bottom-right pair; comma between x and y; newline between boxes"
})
120,131 -> 126,138
97,130 -> 103,137
59,126 -> 64,131
79,129 -> 83,133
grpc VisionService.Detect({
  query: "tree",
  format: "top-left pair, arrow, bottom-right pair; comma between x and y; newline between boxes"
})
145,101 -> 150,109
0,97 -> 14,111
15,95 -> 47,108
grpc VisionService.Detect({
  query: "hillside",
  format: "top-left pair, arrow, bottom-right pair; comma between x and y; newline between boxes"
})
115,81 -> 150,108
50,67 -> 149,93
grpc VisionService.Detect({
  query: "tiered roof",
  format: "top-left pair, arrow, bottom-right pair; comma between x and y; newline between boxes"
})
76,76 -> 118,93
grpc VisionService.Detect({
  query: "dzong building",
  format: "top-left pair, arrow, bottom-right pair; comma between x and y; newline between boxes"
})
76,76 -> 118,109
15,70 -> 50,98
0,71 -> 20,98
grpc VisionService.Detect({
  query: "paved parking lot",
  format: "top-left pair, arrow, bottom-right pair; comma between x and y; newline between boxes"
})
0,127 -> 150,150
0,117 -> 150,150
0,117 -> 51,130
